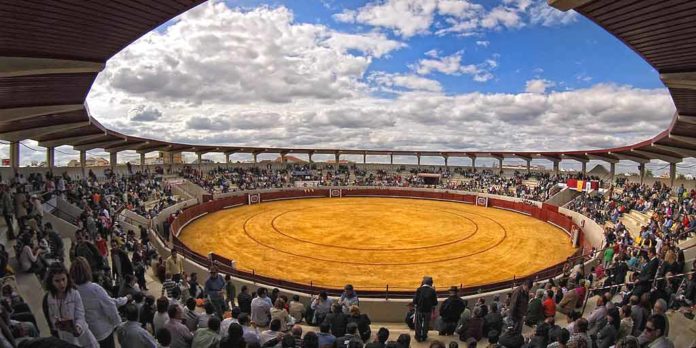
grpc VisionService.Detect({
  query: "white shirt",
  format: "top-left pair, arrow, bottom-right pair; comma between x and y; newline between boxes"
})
219,318 -> 239,338
153,312 -> 169,334
76,282 -> 122,341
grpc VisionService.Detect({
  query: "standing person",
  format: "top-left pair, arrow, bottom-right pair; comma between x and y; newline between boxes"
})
338,285 -> 359,314
0,184 -> 15,240
204,266 -> 227,317
70,257 -> 122,348
225,275 -> 237,309
310,291 -> 333,325
508,279 -> 532,334
44,262 -> 99,347
165,250 -> 184,280
251,287 -> 272,328
237,286 -> 252,315
438,286 -> 466,336
413,276 -> 438,342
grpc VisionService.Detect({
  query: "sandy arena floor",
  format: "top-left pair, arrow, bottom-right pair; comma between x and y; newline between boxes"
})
179,197 -> 576,291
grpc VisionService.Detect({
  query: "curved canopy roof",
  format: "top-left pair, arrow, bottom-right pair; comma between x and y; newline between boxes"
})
1,0 -> 695,163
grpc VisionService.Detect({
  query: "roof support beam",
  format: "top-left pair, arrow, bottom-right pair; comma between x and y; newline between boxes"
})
632,150 -> 681,163
677,114 -> 696,125
612,153 -> 650,164
137,143 -> 169,154
660,71 -> 696,90
38,133 -> 106,148
587,154 -> 619,163
73,139 -> 126,151
513,154 -> 532,161
651,144 -> 696,158
105,142 -> 148,153
0,121 -> 88,142
668,135 -> 696,146
547,0 -> 593,11
540,155 -> 561,162
0,57 -> 104,77
0,104 -> 84,123
562,154 -> 588,162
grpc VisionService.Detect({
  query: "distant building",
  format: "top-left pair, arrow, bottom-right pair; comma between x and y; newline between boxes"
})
159,152 -> 183,164
66,156 -> 109,167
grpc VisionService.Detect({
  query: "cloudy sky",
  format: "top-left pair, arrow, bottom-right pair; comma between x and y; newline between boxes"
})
7,0 -> 690,172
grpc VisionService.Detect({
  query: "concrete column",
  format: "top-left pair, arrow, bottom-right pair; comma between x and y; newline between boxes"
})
526,159 -> 531,174
363,153 -> 366,164
581,161 -> 587,178
9,141 -> 19,172
140,152 -> 145,171
334,152 -> 340,164
308,153 -> 313,164
253,153 -> 258,164
639,163 -> 645,184
498,158 -> 503,175
46,146 -> 55,173
553,161 -> 560,175
669,162 -> 677,187
168,152 -> 174,165
609,162 -> 616,184
417,154 -> 421,167
390,154 -> 393,165
471,157 -> 476,172
79,150 -> 86,177
109,151 -> 117,170
197,153 -> 202,169
444,156 -> 448,168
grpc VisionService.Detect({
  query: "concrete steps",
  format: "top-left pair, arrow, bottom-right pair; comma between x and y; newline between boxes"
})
619,210 -> 652,240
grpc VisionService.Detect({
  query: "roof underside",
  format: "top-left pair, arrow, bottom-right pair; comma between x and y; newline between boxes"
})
0,0 -> 694,162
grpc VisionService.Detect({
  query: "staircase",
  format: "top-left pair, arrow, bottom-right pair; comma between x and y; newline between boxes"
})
620,210 -> 651,239
547,187 -> 583,207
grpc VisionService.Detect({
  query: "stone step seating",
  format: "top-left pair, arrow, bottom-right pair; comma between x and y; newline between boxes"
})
522,179 -> 539,188
620,210 -> 651,240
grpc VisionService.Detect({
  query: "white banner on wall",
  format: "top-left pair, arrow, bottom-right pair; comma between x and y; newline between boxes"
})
476,196 -> 488,207
329,188 -> 342,198
248,193 -> 260,205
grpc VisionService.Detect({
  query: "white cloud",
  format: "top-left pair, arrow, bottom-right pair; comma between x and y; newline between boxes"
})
86,3 -> 675,157
336,0 -> 576,38
411,51 -> 497,82
480,6 -> 523,29
333,0 -> 439,38
525,79 -> 555,94
475,40 -> 490,47
129,105 -> 162,122
369,72 -> 443,92
528,1 -> 578,27
93,3 -> 406,107
324,32 -> 406,58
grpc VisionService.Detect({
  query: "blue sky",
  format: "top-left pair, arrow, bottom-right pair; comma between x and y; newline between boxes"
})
210,0 -> 660,95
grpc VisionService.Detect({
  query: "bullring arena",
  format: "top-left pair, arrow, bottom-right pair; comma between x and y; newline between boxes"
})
179,196 -> 577,290
2,0 -> 696,347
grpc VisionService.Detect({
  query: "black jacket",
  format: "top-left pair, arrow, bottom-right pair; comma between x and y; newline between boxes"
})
324,312 -> 348,337
237,292 -> 252,314
439,296 -> 466,322
413,285 -> 438,313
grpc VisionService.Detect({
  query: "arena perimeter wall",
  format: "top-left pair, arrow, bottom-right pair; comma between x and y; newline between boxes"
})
140,187 -> 605,321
